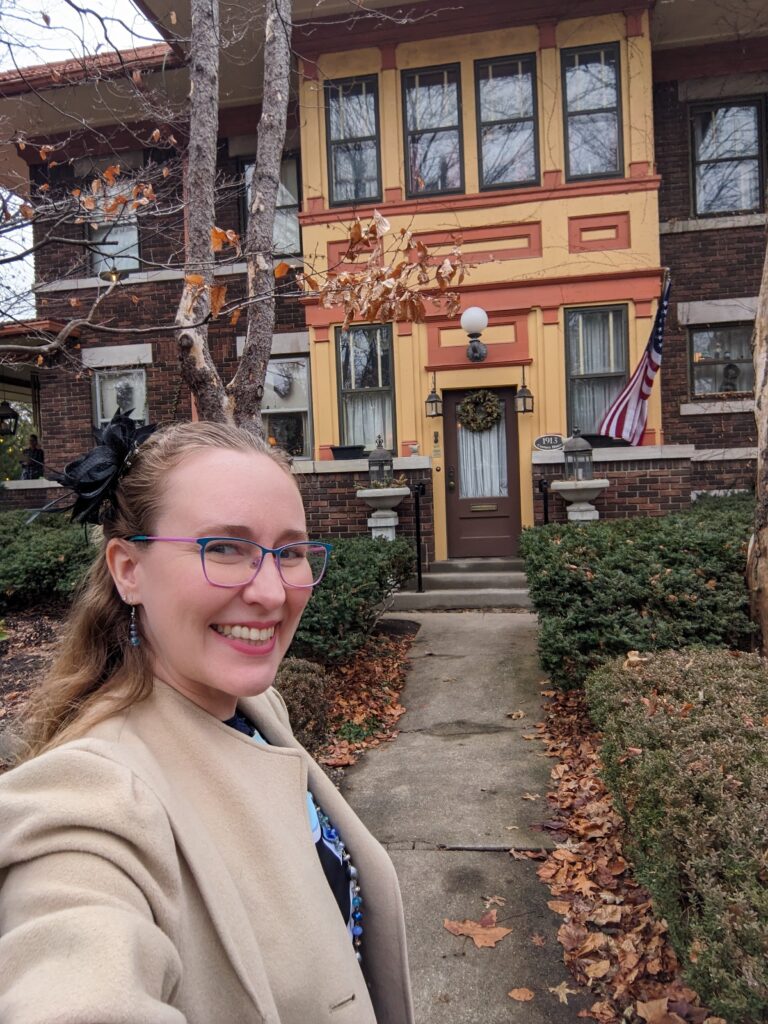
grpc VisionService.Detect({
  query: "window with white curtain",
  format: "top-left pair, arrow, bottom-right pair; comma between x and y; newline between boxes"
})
336,324 -> 394,450
458,407 -> 509,499
262,356 -> 312,457
93,368 -> 147,427
565,305 -> 628,433
74,152 -> 143,277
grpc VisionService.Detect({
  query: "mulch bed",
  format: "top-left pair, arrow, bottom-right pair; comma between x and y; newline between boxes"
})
0,608 -> 64,725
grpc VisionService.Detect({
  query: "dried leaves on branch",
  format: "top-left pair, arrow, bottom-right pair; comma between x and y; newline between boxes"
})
532,689 -> 724,1024
300,211 -> 469,329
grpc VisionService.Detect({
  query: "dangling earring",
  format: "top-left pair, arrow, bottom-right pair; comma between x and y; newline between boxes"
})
128,604 -> 141,647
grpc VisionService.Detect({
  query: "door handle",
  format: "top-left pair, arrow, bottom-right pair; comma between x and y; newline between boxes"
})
447,466 -> 456,492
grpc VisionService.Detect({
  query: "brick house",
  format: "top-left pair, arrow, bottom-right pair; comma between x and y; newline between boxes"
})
0,1 -> 765,563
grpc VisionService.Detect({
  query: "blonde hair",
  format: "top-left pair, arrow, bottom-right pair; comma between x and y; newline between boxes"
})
17,421 -> 293,761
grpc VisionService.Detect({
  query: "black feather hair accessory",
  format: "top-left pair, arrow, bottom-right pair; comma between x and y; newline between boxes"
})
60,411 -> 157,524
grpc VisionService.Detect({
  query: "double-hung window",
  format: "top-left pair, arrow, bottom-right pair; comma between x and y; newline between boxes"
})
475,55 -> 539,189
75,152 -> 142,277
325,76 -> 382,205
690,324 -> 754,396
403,65 -> 463,197
691,100 -> 764,216
565,306 -> 628,434
263,356 -> 312,458
562,44 -> 623,180
336,324 -> 394,450
243,155 -> 301,255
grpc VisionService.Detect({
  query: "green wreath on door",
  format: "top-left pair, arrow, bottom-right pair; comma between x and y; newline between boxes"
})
456,390 -> 502,433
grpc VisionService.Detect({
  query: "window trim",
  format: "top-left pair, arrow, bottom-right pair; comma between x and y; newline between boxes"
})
688,96 -> 766,219
564,304 -> 628,435
324,75 -> 383,208
262,355 -> 313,459
402,62 -> 465,199
474,53 -> 540,191
687,321 -> 755,399
335,323 -> 397,451
561,42 -> 624,183
238,152 -> 303,256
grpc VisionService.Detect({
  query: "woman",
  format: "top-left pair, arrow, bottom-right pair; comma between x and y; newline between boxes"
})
0,418 -> 414,1024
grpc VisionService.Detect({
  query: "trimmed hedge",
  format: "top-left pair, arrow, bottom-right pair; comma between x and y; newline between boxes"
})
586,649 -> 768,1023
289,535 -> 414,667
0,511 -> 96,611
274,657 -> 330,754
520,495 -> 755,688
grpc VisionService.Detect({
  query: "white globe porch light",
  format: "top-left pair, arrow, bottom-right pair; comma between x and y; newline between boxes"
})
460,306 -> 489,362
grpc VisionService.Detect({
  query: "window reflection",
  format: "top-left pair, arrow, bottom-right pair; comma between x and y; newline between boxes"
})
476,56 -> 538,189
690,324 -> 754,396
692,103 -> 762,215
404,65 -> 463,196
562,45 -> 622,180
326,77 -> 382,205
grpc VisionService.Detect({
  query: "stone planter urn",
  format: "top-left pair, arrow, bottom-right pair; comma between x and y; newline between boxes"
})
549,478 -> 610,522
356,486 -> 411,540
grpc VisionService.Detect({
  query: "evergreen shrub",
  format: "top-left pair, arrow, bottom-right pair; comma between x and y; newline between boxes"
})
586,648 -> 768,1023
519,495 -> 755,688
0,511 -> 96,610
289,535 -> 414,667
274,657 -> 330,754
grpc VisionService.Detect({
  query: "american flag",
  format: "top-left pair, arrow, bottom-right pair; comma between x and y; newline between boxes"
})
597,275 -> 671,446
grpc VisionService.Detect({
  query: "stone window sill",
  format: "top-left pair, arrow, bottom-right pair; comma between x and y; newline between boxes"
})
679,399 -> 754,416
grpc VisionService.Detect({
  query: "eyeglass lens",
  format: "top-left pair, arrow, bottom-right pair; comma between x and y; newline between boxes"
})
201,539 -> 328,587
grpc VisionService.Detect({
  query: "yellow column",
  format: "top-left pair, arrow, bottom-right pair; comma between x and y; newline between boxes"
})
625,12 -> 654,173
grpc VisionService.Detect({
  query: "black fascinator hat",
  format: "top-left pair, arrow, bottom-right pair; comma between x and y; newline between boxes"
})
59,411 -> 157,524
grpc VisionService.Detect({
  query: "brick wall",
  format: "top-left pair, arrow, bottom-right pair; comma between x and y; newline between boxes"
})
653,80 -> 764,451
532,458 -> 693,526
691,458 -> 755,494
297,468 -> 435,566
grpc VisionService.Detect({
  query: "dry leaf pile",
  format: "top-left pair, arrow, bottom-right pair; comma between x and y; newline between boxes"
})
533,689 -> 725,1024
317,631 -> 413,768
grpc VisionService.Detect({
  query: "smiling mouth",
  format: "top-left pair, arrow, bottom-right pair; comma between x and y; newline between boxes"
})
213,624 -> 276,645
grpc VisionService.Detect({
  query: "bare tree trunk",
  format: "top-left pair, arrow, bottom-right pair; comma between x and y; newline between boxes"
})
229,0 -> 292,434
747,239 -> 768,651
175,0 -> 230,422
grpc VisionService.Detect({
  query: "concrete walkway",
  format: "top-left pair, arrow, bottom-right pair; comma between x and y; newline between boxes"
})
342,611 -> 593,1023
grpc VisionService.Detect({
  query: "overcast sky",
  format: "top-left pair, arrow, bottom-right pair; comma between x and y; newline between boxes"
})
1,0 -> 163,70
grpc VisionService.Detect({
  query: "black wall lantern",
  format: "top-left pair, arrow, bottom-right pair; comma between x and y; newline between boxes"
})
460,306 -> 489,363
563,428 -> 594,481
368,434 -> 394,485
425,372 -> 443,418
0,400 -> 20,436
513,364 -> 534,414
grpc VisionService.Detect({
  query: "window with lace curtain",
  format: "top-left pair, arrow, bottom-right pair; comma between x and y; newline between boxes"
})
336,324 -> 395,451
565,306 -> 628,434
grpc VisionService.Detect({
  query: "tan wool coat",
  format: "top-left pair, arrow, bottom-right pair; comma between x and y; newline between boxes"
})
0,680 -> 415,1024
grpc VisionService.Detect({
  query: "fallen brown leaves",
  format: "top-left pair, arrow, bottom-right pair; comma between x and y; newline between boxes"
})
317,630 -> 413,768
532,690 -> 721,1024
444,909 -> 512,949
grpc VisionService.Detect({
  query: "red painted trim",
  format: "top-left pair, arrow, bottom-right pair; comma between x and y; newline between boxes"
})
652,36 -> 768,82
629,160 -> 651,178
568,212 -> 631,253
314,326 -> 329,342
427,315 -> 528,369
624,8 -> 644,37
398,321 -> 413,336
301,58 -> 319,81
0,318 -> 80,339
542,307 -> 560,325
294,0 -> 652,59
385,187 -> 403,203
379,44 -> 397,71
303,267 -> 664,329
542,170 -> 562,188
318,445 -> 334,461
0,43 -> 181,96
635,299 -> 653,317
400,440 -> 418,456
299,174 -> 660,226
306,197 -> 325,213
538,21 -> 558,49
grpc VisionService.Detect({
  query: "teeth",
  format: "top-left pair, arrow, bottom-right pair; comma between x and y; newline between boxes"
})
215,624 -> 275,644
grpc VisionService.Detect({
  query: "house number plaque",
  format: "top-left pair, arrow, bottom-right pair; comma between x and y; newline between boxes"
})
534,434 -> 564,450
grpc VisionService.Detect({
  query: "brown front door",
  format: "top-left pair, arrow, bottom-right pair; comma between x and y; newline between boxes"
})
443,388 -> 521,558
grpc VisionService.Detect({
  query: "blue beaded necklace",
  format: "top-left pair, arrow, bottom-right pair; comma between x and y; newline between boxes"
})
315,804 -> 364,961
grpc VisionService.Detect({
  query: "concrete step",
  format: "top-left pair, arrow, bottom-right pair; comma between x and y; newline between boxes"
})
391,587 -> 532,611
420,571 -> 528,591
429,557 -> 525,574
